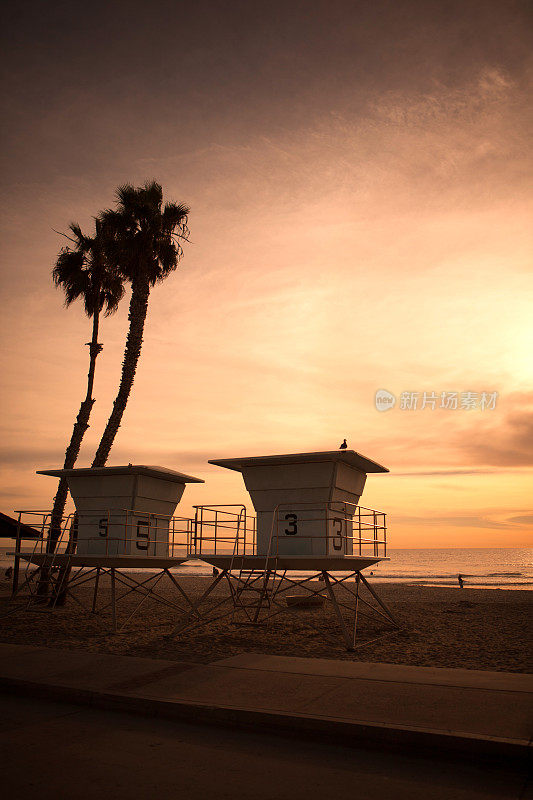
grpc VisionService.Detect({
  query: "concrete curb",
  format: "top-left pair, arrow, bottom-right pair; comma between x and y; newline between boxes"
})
2,676 -> 530,764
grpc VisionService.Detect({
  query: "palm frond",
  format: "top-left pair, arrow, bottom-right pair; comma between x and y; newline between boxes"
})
100,272 -> 125,316
68,223 -> 92,250
140,180 -> 163,210
53,249 -> 89,307
96,181 -> 190,285
52,219 -> 126,317
150,240 -> 179,284
162,202 -> 190,236
115,184 -> 137,208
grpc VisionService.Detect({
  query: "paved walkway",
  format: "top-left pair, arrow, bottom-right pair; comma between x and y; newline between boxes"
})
1,644 -> 531,761
1,694 -> 529,800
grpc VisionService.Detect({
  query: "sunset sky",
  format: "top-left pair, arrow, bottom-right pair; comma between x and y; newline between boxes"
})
1,0 -> 531,547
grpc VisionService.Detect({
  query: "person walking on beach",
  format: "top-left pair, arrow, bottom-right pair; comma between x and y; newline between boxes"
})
458,574 -> 464,589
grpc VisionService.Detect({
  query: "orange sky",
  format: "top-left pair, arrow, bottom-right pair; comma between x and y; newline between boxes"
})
0,0 -> 532,547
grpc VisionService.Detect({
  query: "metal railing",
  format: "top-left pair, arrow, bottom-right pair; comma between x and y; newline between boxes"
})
80,509 -> 194,557
10,509 -> 194,561
191,505 -> 256,556
9,500 -> 386,571
8,505 -> 258,564
10,509 -> 73,596
266,501 -> 387,559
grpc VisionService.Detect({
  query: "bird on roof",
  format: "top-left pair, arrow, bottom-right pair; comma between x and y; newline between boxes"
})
339,439 -> 348,449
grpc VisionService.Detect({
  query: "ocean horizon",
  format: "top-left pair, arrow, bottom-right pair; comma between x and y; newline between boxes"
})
3,545 -> 530,589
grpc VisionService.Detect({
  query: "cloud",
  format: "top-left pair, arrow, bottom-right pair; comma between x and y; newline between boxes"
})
0,446 -> 65,470
371,66 -> 514,127
394,468 -> 496,477
393,513 -> 526,530
0,444 -> 216,474
506,514 -> 533,525
457,393 -> 533,467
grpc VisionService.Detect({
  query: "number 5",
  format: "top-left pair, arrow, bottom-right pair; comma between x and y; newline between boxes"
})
136,520 -> 150,551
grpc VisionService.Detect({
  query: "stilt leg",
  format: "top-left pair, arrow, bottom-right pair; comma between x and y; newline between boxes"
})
164,569 -> 197,613
92,568 -> 100,613
12,553 -> 20,597
252,569 -> 271,623
118,571 -> 167,632
167,570 -> 226,637
323,571 -> 353,651
111,568 -> 117,632
352,572 -> 361,649
359,571 -> 399,626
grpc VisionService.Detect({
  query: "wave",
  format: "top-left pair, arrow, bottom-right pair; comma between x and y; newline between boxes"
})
486,572 -> 523,577
368,571 -> 527,579
405,579 -> 532,587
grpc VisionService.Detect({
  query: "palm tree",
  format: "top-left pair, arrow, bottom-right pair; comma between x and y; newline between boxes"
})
91,181 -> 190,468
46,219 -> 125,553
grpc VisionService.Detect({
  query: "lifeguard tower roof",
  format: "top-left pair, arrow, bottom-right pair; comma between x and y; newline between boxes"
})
209,450 -> 388,474
37,465 -> 204,483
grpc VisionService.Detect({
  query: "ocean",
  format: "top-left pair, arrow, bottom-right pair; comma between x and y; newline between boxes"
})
355,547 -> 533,588
171,547 -> 533,588
1,546 -> 531,589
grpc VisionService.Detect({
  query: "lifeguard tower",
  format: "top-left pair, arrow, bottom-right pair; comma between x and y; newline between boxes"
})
210,449 -> 385,556
171,450 -> 398,651
8,451 -> 398,649
37,464 -> 201,557
10,464 -> 204,629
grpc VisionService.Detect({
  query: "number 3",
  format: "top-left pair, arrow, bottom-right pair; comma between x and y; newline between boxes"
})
332,518 -> 343,551
284,513 -> 298,535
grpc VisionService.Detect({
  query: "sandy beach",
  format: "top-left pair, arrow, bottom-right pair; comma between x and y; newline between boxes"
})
1,574 -> 531,673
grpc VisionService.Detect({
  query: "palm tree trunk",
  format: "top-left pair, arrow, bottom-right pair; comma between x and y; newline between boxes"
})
37,312 -> 101,599
92,278 -> 150,468
55,281 -> 150,606
49,311 -> 101,548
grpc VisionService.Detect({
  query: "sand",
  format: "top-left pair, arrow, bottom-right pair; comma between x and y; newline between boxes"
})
1,573 -> 531,673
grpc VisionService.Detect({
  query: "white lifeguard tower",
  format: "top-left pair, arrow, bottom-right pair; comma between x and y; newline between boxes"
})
209,450 -> 387,556
171,450 -> 398,651
8,451 -> 398,648
10,464 -> 204,630
36,464 -> 203,557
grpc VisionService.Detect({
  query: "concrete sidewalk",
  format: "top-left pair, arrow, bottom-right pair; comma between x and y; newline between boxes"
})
0,644 -> 531,761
